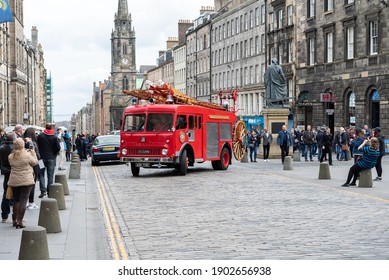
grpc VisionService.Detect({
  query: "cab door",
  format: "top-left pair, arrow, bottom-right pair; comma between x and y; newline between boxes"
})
187,115 -> 203,160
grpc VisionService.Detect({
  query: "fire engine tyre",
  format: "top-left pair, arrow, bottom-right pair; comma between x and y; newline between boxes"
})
219,147 -> 230,170
131,163 -> 140,177
179,150 -> 188,175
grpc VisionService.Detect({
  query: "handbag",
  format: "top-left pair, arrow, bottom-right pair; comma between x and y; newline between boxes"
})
5,186 -> 13,200
341,144 -> 349,151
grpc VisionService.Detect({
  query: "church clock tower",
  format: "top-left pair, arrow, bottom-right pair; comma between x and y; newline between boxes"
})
110,0 -> 137,130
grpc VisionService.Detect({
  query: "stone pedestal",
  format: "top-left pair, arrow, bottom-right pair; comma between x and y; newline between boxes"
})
261,108 -> 290,159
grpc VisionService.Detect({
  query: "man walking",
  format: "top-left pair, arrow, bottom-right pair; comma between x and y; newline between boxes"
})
277,125 -> 292,164
303,125 -> 315,162
37,124 -> 61,198
262,127 -> 273,162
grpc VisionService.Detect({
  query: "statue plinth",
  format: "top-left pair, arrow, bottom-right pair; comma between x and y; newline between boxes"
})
260,108 -> 291,159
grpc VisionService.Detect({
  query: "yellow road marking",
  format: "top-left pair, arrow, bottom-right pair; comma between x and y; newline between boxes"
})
92,166 -> 129,260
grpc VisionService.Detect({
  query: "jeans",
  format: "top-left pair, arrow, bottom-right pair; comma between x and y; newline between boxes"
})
280,144 -> 289,163
263,144 -> 270,160
39,158 -> 56,194
1,172 -> 11,219
304,144 -> 314,160
375,155 -> 383,177
249,146 -> 258,161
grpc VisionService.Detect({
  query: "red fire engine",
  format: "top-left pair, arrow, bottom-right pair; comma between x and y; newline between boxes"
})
120,82 -> 247,176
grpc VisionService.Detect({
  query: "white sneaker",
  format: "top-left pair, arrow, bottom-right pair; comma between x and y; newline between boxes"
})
267,159 -> 270,162
27,203 -> 39,210
264,159 -> 267,162
1,218 -> 7,223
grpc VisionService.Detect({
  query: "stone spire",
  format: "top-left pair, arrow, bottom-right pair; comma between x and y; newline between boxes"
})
117,0 -> 128,17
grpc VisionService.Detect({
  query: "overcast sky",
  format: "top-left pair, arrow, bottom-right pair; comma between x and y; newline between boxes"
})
23,0 -> 214,122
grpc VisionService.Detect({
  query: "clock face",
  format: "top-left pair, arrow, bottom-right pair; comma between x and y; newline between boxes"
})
122,58 -> 129,65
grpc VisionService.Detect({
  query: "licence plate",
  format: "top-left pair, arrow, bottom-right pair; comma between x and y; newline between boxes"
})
135,163 -> 150,167
103,147 -> 115,151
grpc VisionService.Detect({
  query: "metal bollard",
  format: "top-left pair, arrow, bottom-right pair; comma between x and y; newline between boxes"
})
69,162 -> 80,179
48,183 -> 66,210
38,198 -> 62,233
358,169 -> 373,188
18,226 -> 50,260
55,174 -> 69,195
283,156 -> 293,170
318,162 -> 331,179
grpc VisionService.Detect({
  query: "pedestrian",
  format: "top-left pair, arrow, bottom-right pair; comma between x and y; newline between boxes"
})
291,127 -> 301,153
276,125 -> 292,164
341,137 -> 380,187
373,127 -> 385,181
0,132 -> 14,224
302,125 -> 315,162
348,127 -> 356,158
316,125 -> 326,161
23,127 -> 40,210
14,124 -> 24,138
8,138 -> 38,228
262,127 -> 273,162
339,127 -> 349,161
248,130 -> 258,162
64,130 -> 72,161
37,124 -> 61,198
351,128 -> 365,164
0,128 -> 5,145
320,127 -> 333,165
57,129 -> 66,171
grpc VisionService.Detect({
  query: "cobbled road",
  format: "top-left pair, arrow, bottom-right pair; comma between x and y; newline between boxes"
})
96,157 -> 389,260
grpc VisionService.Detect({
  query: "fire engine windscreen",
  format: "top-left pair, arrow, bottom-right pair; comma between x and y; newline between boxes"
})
146,113 -> 174,132
123,114 -> 146,132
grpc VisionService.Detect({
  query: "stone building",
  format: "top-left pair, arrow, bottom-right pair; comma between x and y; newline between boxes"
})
186,7 -> 215,101
92,79 -> 112,135
110,0 -> 137,130
0,1 -> 47,127
295,0 -> 389,133
211,0 -> 267,129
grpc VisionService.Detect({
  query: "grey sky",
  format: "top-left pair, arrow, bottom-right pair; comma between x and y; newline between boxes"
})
23,0 -> 214,121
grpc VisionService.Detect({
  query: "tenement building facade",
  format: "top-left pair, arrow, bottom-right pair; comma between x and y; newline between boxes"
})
295,0 -> 389,132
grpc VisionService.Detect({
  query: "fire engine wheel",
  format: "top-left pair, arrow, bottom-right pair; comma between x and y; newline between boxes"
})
130,163 -> 140,177
212,147 -> 230,170
233,120 -> 247,161
179,149 -> 188,175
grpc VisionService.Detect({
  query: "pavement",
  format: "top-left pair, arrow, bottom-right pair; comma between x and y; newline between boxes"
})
0,159 -> 111,260
1,152 -> 389,260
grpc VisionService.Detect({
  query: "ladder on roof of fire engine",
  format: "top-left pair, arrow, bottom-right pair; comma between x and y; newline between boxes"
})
123,82 -> 225,111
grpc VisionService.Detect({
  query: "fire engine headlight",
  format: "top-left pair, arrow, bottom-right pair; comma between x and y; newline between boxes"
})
122,148 -> 128,155
162,149 -> 168,156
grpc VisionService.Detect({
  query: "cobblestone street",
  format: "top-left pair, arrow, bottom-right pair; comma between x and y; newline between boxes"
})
97,156 -> 389,260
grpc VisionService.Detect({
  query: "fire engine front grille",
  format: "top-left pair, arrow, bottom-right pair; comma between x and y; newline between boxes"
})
128,148 -> 161,156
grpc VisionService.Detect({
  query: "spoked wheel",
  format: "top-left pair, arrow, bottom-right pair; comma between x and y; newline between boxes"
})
233,120 -> 247,161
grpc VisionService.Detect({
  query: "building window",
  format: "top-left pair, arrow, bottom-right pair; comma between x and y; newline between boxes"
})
346,26 -> 354,59
255,8 -> 260,26
269,13 -> 274,31
227,21 -> 231,38
325,0 -> 334,12
122,77 -> 129,90
261,5 -> 266,24
240,15 -> 244,32
250,10 -> 254,28
287,41 -> 293,63
250,38 -> 254,56
255,65 -> 260,83
278,9 -> 283,29
308,37 -> 315,65
308,0 -> 315,18
345,0 -> 354,4
231,19 -> 235,36
236,17 -> 240,34
287,5 -> 293,26
288,79 -> 293,99
348,91 -> 356,126
244,13 -> 248,30
255,36 -> 260,54
326,32 -> 333,63
278,44 -> 283,65
261,34 -> 265,53
369,20 -> 378,55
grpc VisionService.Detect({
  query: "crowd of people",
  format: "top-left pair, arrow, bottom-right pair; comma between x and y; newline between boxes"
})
0,124 -> 95,229
247,123 -> 386,187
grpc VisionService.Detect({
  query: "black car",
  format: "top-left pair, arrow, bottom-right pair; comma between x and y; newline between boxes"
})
91,135 -> 121,166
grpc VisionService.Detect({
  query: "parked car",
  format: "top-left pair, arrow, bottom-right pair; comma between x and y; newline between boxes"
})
108,130 -> 120,135
90,135 -> 121,166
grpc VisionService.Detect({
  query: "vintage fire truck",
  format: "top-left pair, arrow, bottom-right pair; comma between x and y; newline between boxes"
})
119,82 -> 247,176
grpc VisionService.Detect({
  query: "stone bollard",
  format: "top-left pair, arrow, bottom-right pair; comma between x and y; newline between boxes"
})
283,156 -> 293,170
72,153 -> 80,160
48,183 -> 66,210
241,150 -> 249,163
38,198 -> 62,233
358,169 -> 373,188
18,226 -> 49,260
69,162 -> 80,179
293,150 -> 301,162
55,174 -> 69,195
346,150 -> 351,161
318,162 -> 331,179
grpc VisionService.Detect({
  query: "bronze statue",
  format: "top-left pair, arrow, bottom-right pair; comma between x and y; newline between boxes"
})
264,58 -> 287,107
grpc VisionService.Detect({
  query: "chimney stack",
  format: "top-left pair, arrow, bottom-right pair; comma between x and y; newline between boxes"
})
178,20 -> 193,45
31,26 -> 38,50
